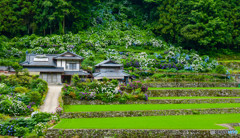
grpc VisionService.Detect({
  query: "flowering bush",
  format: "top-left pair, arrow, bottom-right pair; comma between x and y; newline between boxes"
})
56,106 -> 63,114
63,80 -> 149,103
32,123 -> 47,136
0,96 -> 31,116
0,112 -> 60,136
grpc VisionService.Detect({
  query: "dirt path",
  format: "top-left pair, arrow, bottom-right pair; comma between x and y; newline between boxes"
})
218,124 -> 234,129
40,85 -> 62,113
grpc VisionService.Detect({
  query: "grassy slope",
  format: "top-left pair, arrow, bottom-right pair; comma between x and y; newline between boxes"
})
54,114 -> 240,129
148,87 -> 240,90
63,103 -> 240,112
149,97 -> 240,100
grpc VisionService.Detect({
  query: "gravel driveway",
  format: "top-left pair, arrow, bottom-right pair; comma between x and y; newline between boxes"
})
40,85 -> 62,113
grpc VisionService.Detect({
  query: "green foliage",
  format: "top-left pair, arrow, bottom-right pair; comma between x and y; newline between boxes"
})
28,91 -> 42,105
215,65 -> 227,74
15,127 -> 29,137
14,87 -> 29,93
72,74 -> 81,86
31,112 -> 52,122
0,113 -> 60,136
148,0 -> 240,50
30,78 -> 48,96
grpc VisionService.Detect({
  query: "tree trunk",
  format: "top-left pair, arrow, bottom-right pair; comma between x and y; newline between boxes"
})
63,15 -> 65,34
28,23 -> 30,34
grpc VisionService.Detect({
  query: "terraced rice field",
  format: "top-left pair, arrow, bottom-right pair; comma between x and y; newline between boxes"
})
149,97 -> 240,100
57,84 -> 240,135
54,114 -> 240,129
63,103 -> 240,112
148,87 -> 240,90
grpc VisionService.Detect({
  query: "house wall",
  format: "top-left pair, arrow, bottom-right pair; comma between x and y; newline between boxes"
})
40,73 -> 62,84
57,60 -> 81,71
100,68 -> 119,72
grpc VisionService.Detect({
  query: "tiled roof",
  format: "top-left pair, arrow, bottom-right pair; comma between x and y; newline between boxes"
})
93,70 -> 130,79
0,66 -> 15,72
95,59 -> 123,67
64,70 -> 90,75
21,54 -> 57,67
24,67 -> 64,72
54,51 -> 84,60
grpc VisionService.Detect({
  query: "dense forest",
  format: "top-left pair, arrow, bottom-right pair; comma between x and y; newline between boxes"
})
0,0 -> 239,51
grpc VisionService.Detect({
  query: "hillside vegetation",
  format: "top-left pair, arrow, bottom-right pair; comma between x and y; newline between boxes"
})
0,0 -> 239,76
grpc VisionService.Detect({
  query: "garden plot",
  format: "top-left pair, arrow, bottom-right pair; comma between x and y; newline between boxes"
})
54,114 -> 240,129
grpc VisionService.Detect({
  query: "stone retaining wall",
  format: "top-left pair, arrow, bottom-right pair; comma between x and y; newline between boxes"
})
145,82 -> 238,87
64,96 -> 240,105
147,89 -> 240,97
60,108 -> 240,118
46,129 -> 238,138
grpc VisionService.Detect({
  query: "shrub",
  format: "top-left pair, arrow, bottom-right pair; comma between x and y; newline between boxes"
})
31,112 -> 52,122
215,65 -> 227,74
0,99 -> 30,116
14,87 -> 29,93
33,122 -> 47,136
72,74 -> 81,86
119,97 -> 127,104
4,75 -> 18,86
15,127 -> 29,136
110,79 -> 119,87
0,83 -> 10,94
119,84 -> 126,91
30,78 -> 48,96
0,113 -> 10,121
28,91 -> 42,105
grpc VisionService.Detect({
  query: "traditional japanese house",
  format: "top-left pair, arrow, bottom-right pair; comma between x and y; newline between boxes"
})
93,59 -> 130,83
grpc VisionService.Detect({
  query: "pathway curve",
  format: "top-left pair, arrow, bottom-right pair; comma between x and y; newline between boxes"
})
40,85 -> 62,113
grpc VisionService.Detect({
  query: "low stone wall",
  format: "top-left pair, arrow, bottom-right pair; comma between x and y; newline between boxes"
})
46,129 -> 238,138
145,82 -> 238,87
64,96 -> 240,105
147,89 -> 240,97
60,108 -> 240,118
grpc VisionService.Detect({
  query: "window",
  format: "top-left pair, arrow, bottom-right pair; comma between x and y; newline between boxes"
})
69,63 -> 77,70
66,61 -> 78,70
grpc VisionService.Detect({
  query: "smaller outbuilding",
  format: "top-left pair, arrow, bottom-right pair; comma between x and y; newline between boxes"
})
93,59 -> 130,83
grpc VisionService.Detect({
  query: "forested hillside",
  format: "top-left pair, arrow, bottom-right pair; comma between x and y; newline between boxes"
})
0,0 -> 239,50
0,0 -> 240,75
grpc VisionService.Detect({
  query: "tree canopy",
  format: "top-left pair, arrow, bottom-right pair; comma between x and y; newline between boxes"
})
0,0 -> 240,51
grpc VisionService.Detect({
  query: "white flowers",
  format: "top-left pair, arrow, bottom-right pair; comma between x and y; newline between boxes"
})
0,83 -> 6,89
31,111 -> 39,117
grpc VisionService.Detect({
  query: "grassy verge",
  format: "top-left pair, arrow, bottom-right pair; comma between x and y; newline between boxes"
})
149,97 -> 240,100
218,60 -> 240,62
54,114 -> 240,129
63,103 -> 240,112
234,126 -> 240,132
148,87 -> 240,90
